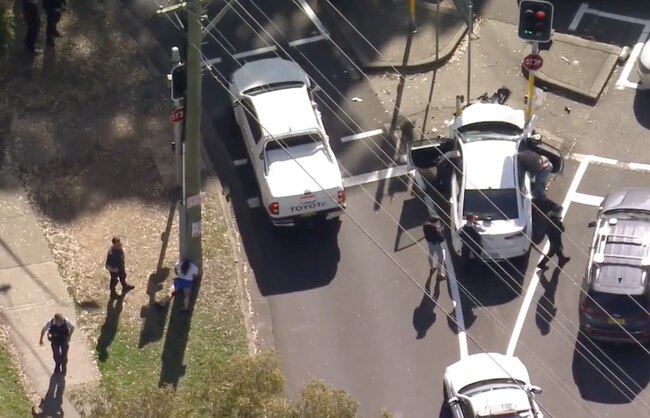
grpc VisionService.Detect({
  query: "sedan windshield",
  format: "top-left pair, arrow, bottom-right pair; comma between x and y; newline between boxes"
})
458,122 -> 523,144
265,133 -> 323,152
464,189 -> 519,220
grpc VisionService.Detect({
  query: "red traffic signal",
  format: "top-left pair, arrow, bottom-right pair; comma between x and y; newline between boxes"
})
518,0 -> 554,43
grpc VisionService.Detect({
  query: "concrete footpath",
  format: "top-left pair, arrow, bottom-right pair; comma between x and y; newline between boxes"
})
0,167 -> 99,417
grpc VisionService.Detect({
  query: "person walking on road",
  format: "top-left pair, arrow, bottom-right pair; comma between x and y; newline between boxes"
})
22,0 -> 40,54
518,149 -> 553,199
42,0 -> 65,47
105,237 -> 134,299
538,208 -> 571,270
39,313 -> 74,374
422,215 -> 447,279
157,259 -> 199,312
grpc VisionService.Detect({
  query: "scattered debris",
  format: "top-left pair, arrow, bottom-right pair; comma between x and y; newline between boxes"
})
352,97 -> 363,102
561,56 -> 571,64
565,106 -> 571,114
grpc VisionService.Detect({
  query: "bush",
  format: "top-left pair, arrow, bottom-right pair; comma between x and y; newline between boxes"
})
0,0 -> 13,59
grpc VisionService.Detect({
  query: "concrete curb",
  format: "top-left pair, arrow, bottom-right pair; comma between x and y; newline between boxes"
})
100,0 -> 269,355
527,33 -> 622,105
320,1 -> 467,72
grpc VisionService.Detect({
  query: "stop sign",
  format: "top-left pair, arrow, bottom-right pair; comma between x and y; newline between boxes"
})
170,107 -> 185,124
523,54 -> 543,72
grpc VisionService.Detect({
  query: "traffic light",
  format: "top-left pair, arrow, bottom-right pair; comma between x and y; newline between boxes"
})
518,0 -> 554,43
170,63 -> 186,101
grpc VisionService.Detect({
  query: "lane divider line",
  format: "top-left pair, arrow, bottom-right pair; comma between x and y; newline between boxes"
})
506,155 -> 592,356
340,129 -> 384,143
569,2 -> 589,32
297,0 -> 329,37
571,152 -> 650,173
288,34 -> 330,47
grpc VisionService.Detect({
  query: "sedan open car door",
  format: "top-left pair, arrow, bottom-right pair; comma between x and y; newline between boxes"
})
521,133 -> 565,174
407,136 -> 459,197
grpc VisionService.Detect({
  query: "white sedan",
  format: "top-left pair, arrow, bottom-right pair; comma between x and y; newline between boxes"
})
443,353 -> 544,418
409,100 -> 563,261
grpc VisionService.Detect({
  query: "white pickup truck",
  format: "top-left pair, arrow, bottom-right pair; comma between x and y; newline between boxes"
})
229,58 -> 346,227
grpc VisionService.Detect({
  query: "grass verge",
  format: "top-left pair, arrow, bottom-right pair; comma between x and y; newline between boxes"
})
0,331 -> 31,417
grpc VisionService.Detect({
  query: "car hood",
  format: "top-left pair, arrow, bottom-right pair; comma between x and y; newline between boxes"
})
266,145 -> 342,198
471,388 -> 533,417
601,188 -> 650,213
445,353 -> 531,392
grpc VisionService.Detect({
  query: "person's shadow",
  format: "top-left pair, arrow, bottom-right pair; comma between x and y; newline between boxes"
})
31,373 -> 65,417
96,294 -> 125,362
413,273 -> 442,339
535,267 -> 560,335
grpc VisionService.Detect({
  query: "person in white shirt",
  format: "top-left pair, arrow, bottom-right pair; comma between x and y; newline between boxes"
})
158,259 -> 199,312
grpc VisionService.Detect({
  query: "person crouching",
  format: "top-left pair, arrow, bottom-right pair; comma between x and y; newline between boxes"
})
158,259 -> 199,312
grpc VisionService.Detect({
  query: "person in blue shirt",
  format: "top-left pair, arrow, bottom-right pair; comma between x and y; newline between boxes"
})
158,259 -> 199,312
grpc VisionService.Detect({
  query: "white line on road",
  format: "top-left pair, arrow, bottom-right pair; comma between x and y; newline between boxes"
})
233,158 -> 248,167
572,192 -> 604,207
571,152 -> 650,173
340,129 -> 384,143
506,156 -> 591,356
288,34 -> 330,47
233,45 -> 277,60
616,37 -> 648,90
569,2 -> 589,31
585,5 -> 650,26
297,0 -> 329,37
342,165 -> 414,188
205,56 -> 223,66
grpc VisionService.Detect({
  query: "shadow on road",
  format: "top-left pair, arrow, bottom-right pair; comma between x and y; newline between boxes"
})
572,333 -> 650,404
31,373 -> 65,417
413,274 -> 442,339
96,295 -> 125,362
535,267 -> 559,336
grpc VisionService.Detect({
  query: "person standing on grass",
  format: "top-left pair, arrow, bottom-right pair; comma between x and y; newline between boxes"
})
23,0 -> 40,54
105,237 -> 134,299
158,259 -> 199,312
39,313 -> 74,374
422,215 -> 447,279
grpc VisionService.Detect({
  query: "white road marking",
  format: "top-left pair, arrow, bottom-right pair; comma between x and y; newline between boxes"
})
445,241 -> 468,359
205,56 -> 223,66
342,165 -> 414,188
340,129 -> 384,143
571,152 -> 650,173
569,2 -> 589,31
507,156 -> 591,356
585,5 -> 649,25
288,34 -> 330,47
233,158 -> 248,167
233,45 -> 278,59
616,35 -> 648,90
247,197 -> 260,208
296,0 -> 329,37
572,192 -> 604,207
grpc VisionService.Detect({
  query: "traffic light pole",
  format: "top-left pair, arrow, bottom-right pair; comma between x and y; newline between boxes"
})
184,0 -> 203,270
524,41 -> 539,127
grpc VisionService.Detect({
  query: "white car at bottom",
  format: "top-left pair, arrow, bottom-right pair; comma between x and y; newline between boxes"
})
409,98 -> 564,261
444,353 -> 544,418
229,58 -> 345,227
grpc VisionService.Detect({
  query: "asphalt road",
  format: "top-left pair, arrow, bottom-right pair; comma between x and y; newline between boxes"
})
120,0 -> 650,416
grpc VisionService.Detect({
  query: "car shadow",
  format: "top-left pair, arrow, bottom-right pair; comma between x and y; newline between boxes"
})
572,333 -> 650,404
633,89 -> 650,130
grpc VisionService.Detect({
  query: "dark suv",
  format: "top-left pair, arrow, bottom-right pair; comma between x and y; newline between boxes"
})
579,188 -> 650,343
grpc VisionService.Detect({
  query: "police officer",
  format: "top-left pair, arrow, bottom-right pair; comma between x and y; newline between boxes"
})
22,0 -> 40,54
39,313 -> 74,374
105,237 -> 135,299
42,0 -> 66,47
538,209 -> 570,270
459,213 -> 484,271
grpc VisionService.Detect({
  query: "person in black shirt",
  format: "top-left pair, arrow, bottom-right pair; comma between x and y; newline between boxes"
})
423,215 -> 446,279
459,213 -> 484,271
538,210 -> 570,270
42,0 -> 65,47
39,313 -> 74,373
105,237 -> 135,298
22,0 -> 40,54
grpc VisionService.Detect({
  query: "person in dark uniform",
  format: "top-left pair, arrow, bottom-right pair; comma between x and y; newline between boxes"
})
42,0 -> 65,47
39,313 -> 75,374
538,209 -> 570,270
422,215 -> 446,279
22,0 -> 40,53
459,213 -> 484,271
105,237 -> 135,299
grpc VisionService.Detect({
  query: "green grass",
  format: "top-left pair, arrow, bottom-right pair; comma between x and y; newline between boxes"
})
0,342 -> 32,417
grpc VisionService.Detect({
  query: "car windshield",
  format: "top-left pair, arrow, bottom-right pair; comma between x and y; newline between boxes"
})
587,290 -> 650,316
457,122 -> 523,144
460,378 -> 525,396
464,189 -> 519,220
243,81 -> 305,96
265,133 -> 323,152
603,210 -> 650,221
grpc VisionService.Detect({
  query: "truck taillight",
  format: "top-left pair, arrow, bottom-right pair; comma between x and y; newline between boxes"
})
337,190 -> 346,204
268,202 -> 279,215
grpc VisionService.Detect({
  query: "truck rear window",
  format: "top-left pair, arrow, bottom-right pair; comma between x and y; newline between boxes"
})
265,133 -> 323,151
587,291 -> 650,316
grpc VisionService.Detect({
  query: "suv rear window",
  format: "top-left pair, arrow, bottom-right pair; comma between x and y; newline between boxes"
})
464,189 -> 519,221
587,290 -> 650,316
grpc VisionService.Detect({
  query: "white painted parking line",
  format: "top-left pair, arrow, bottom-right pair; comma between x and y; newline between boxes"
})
204,56 -> 223,66
297,0 -> 329,37
340,129 -> 384,143
233,45 -> 277,60
288,34 -> 330,47
507,156 -> 592,356
572,192 -> 604,207
233,158 -> 248,167
342,165 -> 414,188
569,2 -> 589,32
571,152 -> 650,173
247,197 -> 260,208
616,32 -> 649,90
585,5 -> 649,26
